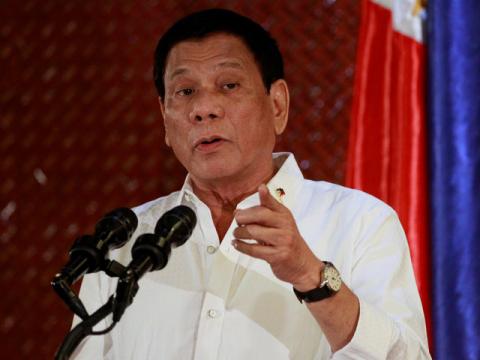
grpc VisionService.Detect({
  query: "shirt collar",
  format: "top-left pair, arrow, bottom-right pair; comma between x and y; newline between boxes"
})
176,152 -> 304,211
265,152 -> 304,210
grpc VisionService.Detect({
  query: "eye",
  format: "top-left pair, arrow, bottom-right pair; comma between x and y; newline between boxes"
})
222,83 -> 239,91
176,88 -> 194,96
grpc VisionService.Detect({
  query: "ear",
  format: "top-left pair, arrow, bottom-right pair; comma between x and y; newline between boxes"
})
269,79 -> 290,135
158,97 -> 171,147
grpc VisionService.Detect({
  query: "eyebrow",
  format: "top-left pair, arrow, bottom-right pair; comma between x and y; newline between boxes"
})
215,61 -> 244,71
168,60 -> 245,80
169,68 -> 188,80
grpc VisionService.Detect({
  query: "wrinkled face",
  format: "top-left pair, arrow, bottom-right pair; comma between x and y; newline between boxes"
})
160,33 -> 288,187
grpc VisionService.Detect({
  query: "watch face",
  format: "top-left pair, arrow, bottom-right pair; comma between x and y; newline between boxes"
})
324,264 -> 342,292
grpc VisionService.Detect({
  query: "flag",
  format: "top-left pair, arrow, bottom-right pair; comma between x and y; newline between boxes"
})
346,0 -> 431,343
428,1 -> 480,358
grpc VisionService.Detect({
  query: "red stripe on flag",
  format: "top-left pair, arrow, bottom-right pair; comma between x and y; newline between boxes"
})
346,0 -> 432,346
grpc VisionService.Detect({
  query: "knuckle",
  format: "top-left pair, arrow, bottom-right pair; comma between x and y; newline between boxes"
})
246,225 -> 256,237
233,227 -> 241,237
278,251 -> 289,262
282,233 -> 295,247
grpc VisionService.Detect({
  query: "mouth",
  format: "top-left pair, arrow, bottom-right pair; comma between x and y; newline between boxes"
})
201,137 -> 222,145
194,135 -> 226,152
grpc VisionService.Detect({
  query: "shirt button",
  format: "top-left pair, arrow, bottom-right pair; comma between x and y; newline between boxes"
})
207,245 -> 217,254
207,309 -> 218,318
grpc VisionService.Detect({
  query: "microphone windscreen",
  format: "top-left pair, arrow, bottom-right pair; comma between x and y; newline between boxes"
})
154,205 -> 196,248
95,208 -> 138,250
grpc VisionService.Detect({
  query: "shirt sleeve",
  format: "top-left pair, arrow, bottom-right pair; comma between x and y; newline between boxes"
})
333,206 -> 431,359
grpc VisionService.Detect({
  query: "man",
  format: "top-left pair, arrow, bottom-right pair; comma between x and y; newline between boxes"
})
73,9 -> 430,359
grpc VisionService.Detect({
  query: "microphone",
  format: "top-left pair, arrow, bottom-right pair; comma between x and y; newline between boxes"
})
113,205 -> 196,321
130,205 -> 196,277
52,208 -> 138,318
54,208 -> 138,285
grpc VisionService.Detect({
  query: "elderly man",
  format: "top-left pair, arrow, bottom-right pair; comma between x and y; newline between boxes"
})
73,8 -> 430,359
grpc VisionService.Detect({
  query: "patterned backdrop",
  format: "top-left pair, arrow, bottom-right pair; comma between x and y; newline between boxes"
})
0,1 -> 359,358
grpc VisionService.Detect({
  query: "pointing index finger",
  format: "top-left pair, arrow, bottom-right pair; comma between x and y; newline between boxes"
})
258,184 -> 284,211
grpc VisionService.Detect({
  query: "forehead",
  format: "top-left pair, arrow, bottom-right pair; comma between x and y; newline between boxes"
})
164,33 -> 259,76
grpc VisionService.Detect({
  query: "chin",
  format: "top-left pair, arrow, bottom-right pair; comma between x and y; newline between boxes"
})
190,161 -> 239,183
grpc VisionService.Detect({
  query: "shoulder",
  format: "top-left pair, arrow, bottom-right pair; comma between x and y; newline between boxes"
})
131,190 -> 185,235
297,181 -> 409,282
132,190 -> 182,220
296,180 -> 403,252
132,191 -> 184,226
299,180 -> 396,222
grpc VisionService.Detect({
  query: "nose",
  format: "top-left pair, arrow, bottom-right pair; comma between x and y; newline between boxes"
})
188,90 -> 225,122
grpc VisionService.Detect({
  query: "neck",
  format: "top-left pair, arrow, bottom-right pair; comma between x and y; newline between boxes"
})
191,161 -> 275,210
190,159 -> 276,241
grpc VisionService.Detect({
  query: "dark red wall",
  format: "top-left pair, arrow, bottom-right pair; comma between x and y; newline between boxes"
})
0,1 -> 359,358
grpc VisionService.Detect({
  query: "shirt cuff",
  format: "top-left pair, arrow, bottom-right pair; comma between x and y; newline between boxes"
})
332,299 -> 398,359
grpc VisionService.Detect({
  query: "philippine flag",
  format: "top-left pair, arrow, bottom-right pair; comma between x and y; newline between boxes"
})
346,0 -> 431,345
348,1 -> 480,358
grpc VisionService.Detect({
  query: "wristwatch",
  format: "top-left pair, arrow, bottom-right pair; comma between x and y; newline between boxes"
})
293,261 -> 342,303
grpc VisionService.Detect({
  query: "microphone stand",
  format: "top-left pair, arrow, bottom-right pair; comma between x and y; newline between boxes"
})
55,296 -> 116,360
53,205 -> 196,358
53,260 -> 127,360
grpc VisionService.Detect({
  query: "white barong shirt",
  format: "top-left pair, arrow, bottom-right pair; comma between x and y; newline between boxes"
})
72,153 -> 430,359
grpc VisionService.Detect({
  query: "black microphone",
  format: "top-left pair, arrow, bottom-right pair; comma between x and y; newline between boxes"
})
54,208 -> 138,285
130,205 -> 196,277
113,205 -> 196,321
52,208 -> 138,318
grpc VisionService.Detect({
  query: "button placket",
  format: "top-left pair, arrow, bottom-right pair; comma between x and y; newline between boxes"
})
207,245 -> 217,254
207,309 -> 218,318
194,293 -> 225,359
